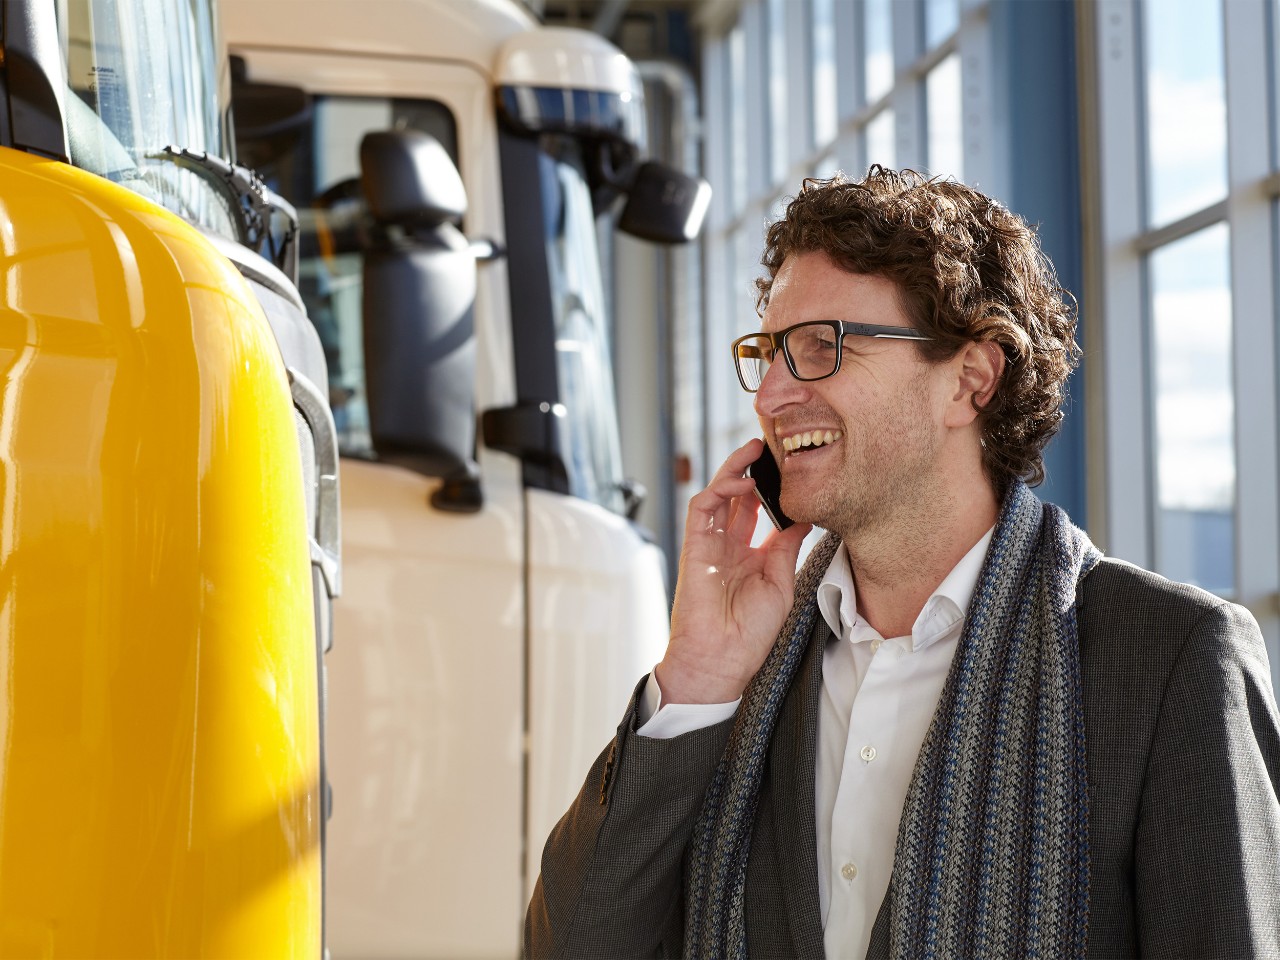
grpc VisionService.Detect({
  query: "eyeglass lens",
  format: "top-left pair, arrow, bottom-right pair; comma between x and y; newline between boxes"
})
735,323 -> 841,391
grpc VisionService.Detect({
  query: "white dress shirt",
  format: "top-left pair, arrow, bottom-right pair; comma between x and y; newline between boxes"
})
637,528 -> 993,959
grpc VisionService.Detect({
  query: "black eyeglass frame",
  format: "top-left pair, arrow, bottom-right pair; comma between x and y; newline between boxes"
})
731,320 -> 934,393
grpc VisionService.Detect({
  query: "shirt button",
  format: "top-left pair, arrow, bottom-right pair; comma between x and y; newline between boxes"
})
860,745 -> 877,762
841,862 -> 858,881
870,639 -> 882,653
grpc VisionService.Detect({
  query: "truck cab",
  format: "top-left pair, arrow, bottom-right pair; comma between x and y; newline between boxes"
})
221,0 -> 707,955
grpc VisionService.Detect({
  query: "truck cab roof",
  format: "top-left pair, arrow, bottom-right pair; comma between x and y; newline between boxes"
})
223,0 -> 535,80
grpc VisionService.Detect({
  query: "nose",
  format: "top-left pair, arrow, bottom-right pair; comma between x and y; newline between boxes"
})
753,354 -> 810,419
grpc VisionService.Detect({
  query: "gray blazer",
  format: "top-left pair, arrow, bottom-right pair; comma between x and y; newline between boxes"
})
526,558 -> 1280,959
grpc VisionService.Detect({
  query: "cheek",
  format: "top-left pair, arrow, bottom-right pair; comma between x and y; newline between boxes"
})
844,380 -> 938,444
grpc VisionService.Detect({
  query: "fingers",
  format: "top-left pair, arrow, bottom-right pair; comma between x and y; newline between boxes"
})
717,436 -> 765,478
686,476 -> 755,534
685,439 -> 766,533
727,486 -> 762,541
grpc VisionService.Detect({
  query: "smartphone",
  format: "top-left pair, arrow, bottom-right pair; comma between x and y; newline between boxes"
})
746,441 -> 794,530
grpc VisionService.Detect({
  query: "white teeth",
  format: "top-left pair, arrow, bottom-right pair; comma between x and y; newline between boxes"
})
779,429 -> 843,455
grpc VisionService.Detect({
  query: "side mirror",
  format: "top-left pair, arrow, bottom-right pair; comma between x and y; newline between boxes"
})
617,161 -> 711,244
360,130 -> 466,227
359,129 -> 481,511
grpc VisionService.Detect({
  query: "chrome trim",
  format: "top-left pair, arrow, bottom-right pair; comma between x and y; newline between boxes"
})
289,367 -> 342,598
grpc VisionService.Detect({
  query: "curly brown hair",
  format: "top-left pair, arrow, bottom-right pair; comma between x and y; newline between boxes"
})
756,166 -> 1079,491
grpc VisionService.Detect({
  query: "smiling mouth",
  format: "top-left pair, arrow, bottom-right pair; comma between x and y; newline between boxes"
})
781,430 -> 843,458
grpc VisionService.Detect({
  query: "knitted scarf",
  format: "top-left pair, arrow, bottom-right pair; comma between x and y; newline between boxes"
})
683,481 -> 1101,959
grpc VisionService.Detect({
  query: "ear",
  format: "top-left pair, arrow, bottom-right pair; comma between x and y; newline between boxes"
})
943,341 -> 1005,428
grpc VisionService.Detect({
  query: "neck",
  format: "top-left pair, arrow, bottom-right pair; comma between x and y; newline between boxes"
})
842,477 -> 1001,639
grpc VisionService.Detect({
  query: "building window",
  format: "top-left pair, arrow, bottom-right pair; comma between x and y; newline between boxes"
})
867,108 -> 896,169
926,53 -> 963,179
812,0 -> 838,145
865,0 -> 894,104
767,0 -> 790,185
1088,0 -> 1280,686
1141,0 -> 1227,227
925,0 -> 960,48
1149,223 -> 1235,593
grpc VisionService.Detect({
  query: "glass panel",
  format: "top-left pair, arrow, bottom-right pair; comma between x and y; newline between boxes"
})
768,0 -> 789,184
926,53 -> 963,179
540,139 -> 626,513
1141,0 -> 1227,227
729,23 -> 748,214
1150,224 -> 1235,594
731,227 -> 762,444
926,53 -> 962,179
924,0 -> 960,48
60,0 -> 237,238
1274,0 -> 1280,171
704,37 -> 730,230
239,95 -> 458,456
866,109 -> 896,170
812,153 -> 842,180
836,129 -> 861,178
864,0 -> 894,103
813,0 -> 838,146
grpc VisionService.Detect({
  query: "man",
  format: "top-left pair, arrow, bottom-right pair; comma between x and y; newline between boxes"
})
525,169 -> 1280,959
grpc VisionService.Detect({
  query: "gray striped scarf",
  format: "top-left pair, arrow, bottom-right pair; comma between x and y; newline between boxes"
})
684,481 -> 1101,959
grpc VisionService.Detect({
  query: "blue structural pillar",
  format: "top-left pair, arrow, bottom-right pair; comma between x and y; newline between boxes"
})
990,0 -> 1087,522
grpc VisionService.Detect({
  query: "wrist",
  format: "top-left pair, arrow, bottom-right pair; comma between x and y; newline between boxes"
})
654,656 -> 748,706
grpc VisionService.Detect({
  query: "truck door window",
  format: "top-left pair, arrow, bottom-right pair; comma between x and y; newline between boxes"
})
237,94 -> 459,456
57,0 -> 238,239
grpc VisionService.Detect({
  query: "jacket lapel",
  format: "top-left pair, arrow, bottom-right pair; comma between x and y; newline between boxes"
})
769,615 -> 829,953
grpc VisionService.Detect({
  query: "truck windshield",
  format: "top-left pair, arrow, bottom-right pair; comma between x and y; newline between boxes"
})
536,139 -> 626,514
58,0 -> 238,239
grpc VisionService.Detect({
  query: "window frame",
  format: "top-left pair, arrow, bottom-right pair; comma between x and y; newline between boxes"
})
1083,0 -> 1280,677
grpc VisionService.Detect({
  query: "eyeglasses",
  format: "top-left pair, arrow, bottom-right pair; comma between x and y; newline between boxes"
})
731,320 -> 933,393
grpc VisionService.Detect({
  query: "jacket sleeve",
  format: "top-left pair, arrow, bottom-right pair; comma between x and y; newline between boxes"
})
525,675 -> 734,960
1135,600 -> 1280,957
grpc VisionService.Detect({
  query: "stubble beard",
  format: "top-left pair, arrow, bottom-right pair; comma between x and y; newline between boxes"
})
784,370 -> 942,545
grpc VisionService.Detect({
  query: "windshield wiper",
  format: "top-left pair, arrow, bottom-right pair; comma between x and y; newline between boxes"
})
150,145 -> 299,282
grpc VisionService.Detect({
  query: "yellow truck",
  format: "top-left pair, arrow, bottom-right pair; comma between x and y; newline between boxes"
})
0,0 -> 337,954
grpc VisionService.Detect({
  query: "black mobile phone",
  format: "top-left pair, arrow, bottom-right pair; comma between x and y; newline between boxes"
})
746,441 -> 794,530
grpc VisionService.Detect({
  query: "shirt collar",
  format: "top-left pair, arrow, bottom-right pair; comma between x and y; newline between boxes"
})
816,545 -> 857,642
816,527 -> 995,653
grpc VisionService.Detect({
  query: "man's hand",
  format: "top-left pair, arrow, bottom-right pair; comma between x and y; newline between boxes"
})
657,438 -> 813,705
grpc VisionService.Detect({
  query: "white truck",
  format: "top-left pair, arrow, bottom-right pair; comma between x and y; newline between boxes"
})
220,1 -> 708,956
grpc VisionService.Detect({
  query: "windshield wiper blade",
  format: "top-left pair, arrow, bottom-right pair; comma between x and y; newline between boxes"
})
151,145 -> 299,282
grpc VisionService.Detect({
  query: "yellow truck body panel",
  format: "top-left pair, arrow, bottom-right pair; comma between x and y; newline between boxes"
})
0,147 -> 320,958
